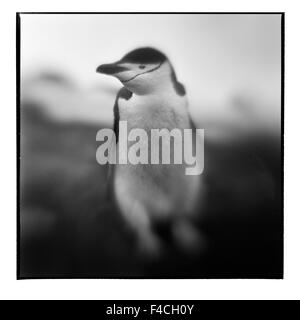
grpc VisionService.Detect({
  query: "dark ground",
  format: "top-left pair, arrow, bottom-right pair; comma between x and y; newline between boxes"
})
19,101 -> 282,279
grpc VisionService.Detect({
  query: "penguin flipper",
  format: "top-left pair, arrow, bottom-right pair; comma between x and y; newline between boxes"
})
106,155 -> 115,202
106,87 -> 132,201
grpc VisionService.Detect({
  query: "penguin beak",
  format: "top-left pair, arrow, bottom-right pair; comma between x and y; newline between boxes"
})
96,62 -> 129,75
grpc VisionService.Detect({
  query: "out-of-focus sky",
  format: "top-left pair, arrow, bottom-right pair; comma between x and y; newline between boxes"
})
21,14 -> 281,128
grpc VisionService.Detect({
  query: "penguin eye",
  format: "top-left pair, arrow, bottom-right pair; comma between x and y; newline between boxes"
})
139,65 -> 146,69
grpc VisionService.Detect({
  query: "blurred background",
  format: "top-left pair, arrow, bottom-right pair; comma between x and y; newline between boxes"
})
19,13 -> 282,278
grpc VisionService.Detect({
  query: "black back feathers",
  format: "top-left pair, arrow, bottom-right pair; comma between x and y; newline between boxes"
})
120,47 -> 167,64
113,87 -> 132,143
170,67 -> 186,96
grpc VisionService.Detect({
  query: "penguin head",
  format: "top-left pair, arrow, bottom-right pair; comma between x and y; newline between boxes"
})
96,47 -> 172,95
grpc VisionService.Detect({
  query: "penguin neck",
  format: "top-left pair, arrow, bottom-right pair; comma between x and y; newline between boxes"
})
118,79 -> 188,130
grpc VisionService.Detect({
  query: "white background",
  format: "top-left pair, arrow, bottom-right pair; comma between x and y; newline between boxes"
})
0,0 -> 299,300
20,13 -> 281,126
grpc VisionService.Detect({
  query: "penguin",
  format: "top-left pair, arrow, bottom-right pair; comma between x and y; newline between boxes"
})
96,47 -> 203,255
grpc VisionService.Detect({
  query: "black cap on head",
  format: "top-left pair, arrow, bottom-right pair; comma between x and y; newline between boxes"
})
120,47 -> 167,64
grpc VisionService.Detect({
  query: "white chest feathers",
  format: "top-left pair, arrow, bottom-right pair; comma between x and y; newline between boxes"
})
113,90 -> 202,253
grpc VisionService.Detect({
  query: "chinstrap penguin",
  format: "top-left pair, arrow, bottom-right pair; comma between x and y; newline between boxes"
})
96,47 -> 203,255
